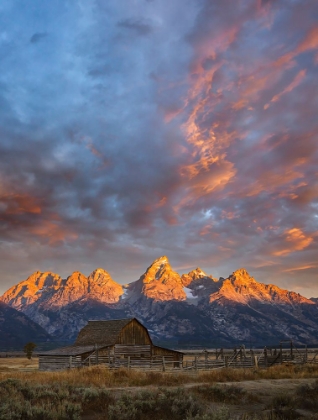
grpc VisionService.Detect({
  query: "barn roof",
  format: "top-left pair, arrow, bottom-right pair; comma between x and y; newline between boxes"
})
38,344 -> 104,356
74,318 -> 148,346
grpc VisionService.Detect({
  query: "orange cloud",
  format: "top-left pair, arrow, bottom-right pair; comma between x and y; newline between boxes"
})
144,196 -> 167,212
244,168 -> 304,197
0,193 -> 42,215
199,224 -> 213,236
264,69 -> 307,109
282,264 -> 317,273
298,26 -> 318,53
29,221 -> 78,245
274,227 -> 313,257
164,107 -> 182,123
236,26 -> 318,112
274,27 -> 318,69
179,62 -> 237,201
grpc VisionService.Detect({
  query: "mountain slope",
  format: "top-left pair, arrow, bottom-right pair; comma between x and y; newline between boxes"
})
0,302 -> 51,349
1,257 -> 318,347
124,256 -> 186,302
1,269 -> 124,338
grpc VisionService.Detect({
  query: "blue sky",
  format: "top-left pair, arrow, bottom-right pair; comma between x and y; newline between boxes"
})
0,0 -> 317,297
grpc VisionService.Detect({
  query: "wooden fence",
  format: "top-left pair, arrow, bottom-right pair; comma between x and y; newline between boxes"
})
39,344 -> 318,372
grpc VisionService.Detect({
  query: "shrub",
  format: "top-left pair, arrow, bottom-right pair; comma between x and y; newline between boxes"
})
108,387 -> 203,420
80,387 -> 114,411
187,406 -> 231,420
0,379 -> 81,420
192,384 -> 249,404
295,379 -> 318,410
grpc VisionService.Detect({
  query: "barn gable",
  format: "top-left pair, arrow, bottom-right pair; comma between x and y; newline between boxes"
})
75,318 -> 152,347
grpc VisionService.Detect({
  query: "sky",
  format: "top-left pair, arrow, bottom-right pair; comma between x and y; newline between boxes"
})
0,0 -> 317,298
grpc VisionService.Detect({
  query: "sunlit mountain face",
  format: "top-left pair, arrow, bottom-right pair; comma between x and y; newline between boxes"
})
1,256 -> 318,346
0,1 -> 317,298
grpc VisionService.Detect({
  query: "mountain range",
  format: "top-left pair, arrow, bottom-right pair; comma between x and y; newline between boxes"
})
1,256 -> 318,349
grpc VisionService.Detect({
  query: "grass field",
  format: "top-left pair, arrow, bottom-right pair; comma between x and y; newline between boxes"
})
0,358 -> 317,419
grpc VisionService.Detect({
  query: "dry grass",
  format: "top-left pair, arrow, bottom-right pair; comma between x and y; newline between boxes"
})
0,359 -> 317,388
1,361 -> 318,419
0,357 -> 38,371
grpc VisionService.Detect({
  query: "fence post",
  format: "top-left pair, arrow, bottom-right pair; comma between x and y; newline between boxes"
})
280,343 -> 283,364
290,341 -> 293,360
225,356 -> 229,368
264,347 -> 268,368
108,348 -> 111,367
162,356 -> 166,372
94,344 -> 99,365
127,356 -> 130,370
254,355 -> 258,369
205,351 -> 208,369
69,356 -> 72,369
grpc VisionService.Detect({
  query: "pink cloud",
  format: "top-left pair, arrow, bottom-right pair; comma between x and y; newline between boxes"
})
264,69 -> 307,109
273,228 -> 313,257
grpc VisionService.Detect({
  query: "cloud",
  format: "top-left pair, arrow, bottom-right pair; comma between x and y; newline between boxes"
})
264,69 -> 307,109
273,228 -> 314,257
117,18 -> 154,36
30,32 -> 47,43
0,0 -> 318,299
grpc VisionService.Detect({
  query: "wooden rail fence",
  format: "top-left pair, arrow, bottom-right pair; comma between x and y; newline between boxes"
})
39,343 -> 318,372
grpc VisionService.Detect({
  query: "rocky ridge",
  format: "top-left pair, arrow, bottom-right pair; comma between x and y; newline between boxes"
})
0,301 -> 51,349
1,256 -> 318,347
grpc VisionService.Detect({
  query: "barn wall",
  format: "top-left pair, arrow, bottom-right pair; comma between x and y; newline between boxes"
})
116,319 -> 151,345
152,346 -> 183,361
114,344 -> 151,359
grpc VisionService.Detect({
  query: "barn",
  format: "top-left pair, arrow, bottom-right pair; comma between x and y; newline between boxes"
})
38,318 -> 183,371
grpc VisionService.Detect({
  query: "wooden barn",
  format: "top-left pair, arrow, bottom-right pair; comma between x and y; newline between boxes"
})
38,318 -> 183,371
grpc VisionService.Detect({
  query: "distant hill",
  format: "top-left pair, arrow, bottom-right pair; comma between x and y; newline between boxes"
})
0,302 -> 51,350
1,256 -> 318,348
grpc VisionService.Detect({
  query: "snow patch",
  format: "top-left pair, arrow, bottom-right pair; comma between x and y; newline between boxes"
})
184,287 -> 199,301
35,286 -> 48,294
121,288 -> 129,300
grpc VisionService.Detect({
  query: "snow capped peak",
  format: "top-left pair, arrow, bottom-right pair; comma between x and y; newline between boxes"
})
138,256 -> 186,301
193,267 -> 207,276
152,255 -> 169,265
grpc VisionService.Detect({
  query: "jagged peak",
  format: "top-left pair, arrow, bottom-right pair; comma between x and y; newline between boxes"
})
150,255 -> 169,266
88,267 -> 111,277
232,267 -> 250,276
230,268 -> 256,283
27,270 -> 60,279
192,267 -> 207,276
141,256 -> 172,282
88,268 -> 117,286
67,271 -> 86,277
21,271 -> 62,289
65,271 -> 87,285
